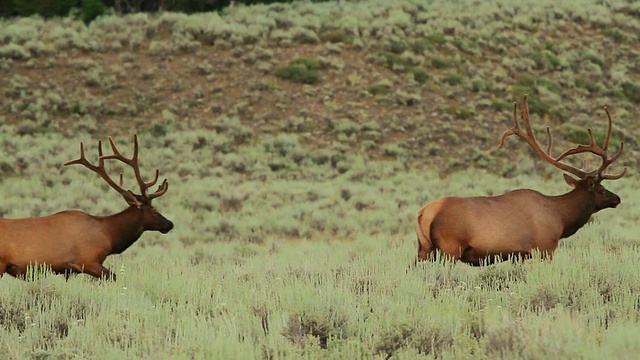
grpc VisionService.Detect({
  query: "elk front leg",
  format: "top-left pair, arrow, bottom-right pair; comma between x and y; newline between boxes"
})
6,264 -> 29,279
507,251 -> 532,263
69,262 -> 117,281
0,261 -> 22,278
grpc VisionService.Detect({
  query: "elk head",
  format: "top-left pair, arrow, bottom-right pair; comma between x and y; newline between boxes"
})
64,134 -> 174,233
498,95 -> 627,212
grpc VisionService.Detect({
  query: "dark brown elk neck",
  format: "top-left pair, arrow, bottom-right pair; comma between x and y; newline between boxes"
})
551,187 -> 596,239
97,206 -> 145,254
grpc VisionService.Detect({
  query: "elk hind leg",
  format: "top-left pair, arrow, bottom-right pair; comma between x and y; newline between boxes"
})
416,221 -> 436,262
417,243 -> 436,262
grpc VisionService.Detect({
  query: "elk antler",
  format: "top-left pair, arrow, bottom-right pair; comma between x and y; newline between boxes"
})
99,134 -> 168,200
498,94 -> 627,182
64,134 -> 168,201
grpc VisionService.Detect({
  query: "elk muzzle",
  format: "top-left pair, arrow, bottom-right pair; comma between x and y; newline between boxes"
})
598,189 -> 621,210
610,192 -> 621,208
144,206 -> 174,233
158,217 -> 174,234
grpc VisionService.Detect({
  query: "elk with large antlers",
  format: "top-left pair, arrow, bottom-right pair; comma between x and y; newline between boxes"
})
0,134 -> 173,280
416,95 -> 627,265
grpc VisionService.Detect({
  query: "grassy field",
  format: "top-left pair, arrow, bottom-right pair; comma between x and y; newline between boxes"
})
1,0 -> 640,358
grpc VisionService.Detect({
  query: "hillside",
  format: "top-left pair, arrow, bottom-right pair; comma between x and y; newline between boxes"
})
1,0 -> 639,179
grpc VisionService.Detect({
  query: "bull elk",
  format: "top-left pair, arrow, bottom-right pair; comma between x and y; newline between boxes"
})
416,95 -> 627,265
0,134 -> 173,280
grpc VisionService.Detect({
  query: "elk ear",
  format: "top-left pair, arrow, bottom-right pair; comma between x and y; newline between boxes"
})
563,173 -> 579,188
122,191 -> 143,208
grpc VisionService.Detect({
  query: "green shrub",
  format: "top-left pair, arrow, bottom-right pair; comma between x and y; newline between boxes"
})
471,80 -> 491,92
275,65 -> 319,85
378,51 -> 403,68
283,312 -> 348,349
444,74 -> 465,85
509,76 -> 560,116
511,93 -> 551,116
583,52 -> 605,70
375,323 -> 453,358
275,57 -> 322,84
290,57 -> 321,70
13,0 -> 76,18
369,83 -> 392,95
395,90 -> 421,106
413,69 -> 430,84
621,82 -> 640,103
431,56 -> 453,69
213,116 -> 253,145
275,64 -> 320,85
446,106 -> 475,119
12,0 -> 107,23
318,29 -> 353,44
369,84 -> 391,95
0,44 -> 30,59
492,100 -> 513,112
531,50 -> 562,70
410,39 -> 431,54
78,0 -> 107,24
516,75 -> 560,94
386,41 -> 407,54
575,78 -> 602,94
602,28 -> 624,42
425,33 -> 447,46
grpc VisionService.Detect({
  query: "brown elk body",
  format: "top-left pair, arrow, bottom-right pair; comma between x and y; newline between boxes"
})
0,135 -> 173,280
416,95 -> 627,266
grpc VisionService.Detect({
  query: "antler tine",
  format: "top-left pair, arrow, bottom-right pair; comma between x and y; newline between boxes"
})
132,134 -> 159,188
545,127 -> 552,155
596,106 -> 626,181
147,179 -> 169,200
498,101 -> 521,149
554,128 -> 602,164
99,134 -> 166,200
147,169 -> 160,187
603,107 -> 613,151
64,139 -> 130,197
597,141 -> 625,179
594,107 -> 621,178
602,166 -> 627,180
63,142 -> 88,167
520,94 -> 535,138
107,136 -> 125,158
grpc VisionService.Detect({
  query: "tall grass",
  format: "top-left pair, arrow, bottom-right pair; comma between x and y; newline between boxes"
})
1,226 -> 639,358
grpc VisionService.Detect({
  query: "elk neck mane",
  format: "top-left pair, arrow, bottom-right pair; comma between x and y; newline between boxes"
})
95,206 -> 146,254
549,184 -> 597,239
